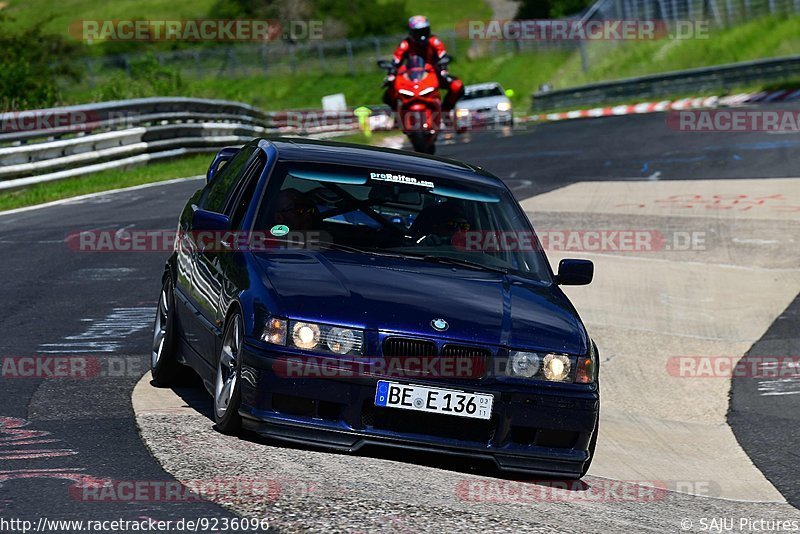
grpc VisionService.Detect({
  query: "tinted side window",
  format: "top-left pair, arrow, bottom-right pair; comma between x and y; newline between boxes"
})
200,146 -> 256,213
227,152 -> 267,229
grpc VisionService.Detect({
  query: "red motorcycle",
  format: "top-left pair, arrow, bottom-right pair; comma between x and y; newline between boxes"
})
379,55 -> 446,155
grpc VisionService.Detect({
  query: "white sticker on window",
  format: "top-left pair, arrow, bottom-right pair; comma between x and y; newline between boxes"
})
369,172 -> 434,188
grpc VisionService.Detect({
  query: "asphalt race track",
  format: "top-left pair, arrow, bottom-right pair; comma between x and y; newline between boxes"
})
1,105 -> 799,532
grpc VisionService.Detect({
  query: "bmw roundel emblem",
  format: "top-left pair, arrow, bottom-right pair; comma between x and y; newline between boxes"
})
431,318 -> 449,332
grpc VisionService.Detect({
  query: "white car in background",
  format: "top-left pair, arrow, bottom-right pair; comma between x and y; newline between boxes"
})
455,82 -> 513,129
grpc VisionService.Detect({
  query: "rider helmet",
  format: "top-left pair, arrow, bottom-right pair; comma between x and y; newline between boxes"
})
408,15 -> 431,43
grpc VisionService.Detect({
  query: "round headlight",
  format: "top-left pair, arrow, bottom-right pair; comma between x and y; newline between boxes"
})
326,327 -> 356,354
292,322 -> 320,350
508,351 -> 540,378
542,354 -> 571,381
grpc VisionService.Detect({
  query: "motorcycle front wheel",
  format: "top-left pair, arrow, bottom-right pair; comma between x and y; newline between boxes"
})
407,132 -> 436,155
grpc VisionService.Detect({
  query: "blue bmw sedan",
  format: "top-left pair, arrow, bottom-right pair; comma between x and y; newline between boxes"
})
151,138 -> 599,478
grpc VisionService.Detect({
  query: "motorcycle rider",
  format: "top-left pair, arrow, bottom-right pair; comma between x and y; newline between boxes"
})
382,15 -> 465,113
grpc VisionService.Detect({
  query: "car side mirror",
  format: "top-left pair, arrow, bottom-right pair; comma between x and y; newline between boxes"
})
556,259 -> 593,285
207,147 -> 240,183
192,207 -> 230,232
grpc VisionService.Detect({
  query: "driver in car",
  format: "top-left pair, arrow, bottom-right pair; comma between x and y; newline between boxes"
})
409,202 -> 471,246
272,188 -> 320,232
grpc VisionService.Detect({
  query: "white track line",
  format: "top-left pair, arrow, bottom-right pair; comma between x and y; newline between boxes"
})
0,175 -> 204,218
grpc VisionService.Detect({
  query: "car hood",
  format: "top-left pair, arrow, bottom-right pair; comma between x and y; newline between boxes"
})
253,250 -> 587,354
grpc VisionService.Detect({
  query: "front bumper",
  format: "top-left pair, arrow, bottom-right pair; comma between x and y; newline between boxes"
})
240,343 -> 599,478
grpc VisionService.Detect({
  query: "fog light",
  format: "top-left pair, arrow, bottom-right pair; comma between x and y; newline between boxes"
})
263,317 -> 287,345
508,351 -> 540,378
542,354 -> 571,381
292,322 -> 320,350
326,327 -> 357,354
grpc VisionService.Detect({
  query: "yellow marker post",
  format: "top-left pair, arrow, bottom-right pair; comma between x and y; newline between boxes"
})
354,106 -> 372,139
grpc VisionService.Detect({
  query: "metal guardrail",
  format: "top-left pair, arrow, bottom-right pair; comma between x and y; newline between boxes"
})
531,55 -> 800,111
0,97 -> 390,191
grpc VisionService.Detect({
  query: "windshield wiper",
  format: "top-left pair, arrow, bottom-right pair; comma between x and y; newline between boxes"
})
422,255 -> 509,274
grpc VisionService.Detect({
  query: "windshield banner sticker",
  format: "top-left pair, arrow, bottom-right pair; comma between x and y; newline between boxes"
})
369,172 -> 434,188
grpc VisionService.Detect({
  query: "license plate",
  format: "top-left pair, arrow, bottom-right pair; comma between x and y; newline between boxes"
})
374,380 -> 493,420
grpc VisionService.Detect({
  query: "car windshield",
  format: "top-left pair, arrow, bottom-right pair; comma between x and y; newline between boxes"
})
463,86 -> 504,100
254,162 -> 551,282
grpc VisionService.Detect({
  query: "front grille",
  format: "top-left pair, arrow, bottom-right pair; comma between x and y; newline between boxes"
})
442,344 -> 490,379
381,338 -> 491,379
382,337 -> 437,358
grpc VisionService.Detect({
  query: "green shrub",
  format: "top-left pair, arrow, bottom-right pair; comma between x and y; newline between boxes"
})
0,18 -> 84,110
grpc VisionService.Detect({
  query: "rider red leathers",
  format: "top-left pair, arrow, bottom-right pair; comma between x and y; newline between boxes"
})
383,34 -> 464,112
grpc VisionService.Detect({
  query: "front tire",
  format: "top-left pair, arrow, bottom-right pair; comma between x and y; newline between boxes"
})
407,131 -> 428,153
214,311 -> 243,434
151,277 -> 180,387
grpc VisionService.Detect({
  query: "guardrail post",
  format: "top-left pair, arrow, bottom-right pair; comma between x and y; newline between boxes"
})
85,58 -> 95,89
346,40 -> 354,75
730,0 -> 738,24
226,49 -> 235,77
579,41 -> 589,73
317,43 -> 326,72
707,0 -> 724,26
260,45 -> 269,77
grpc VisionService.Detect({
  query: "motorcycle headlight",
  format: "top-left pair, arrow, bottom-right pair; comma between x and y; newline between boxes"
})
419,87 -> 435,96
398,89 -> 415,97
